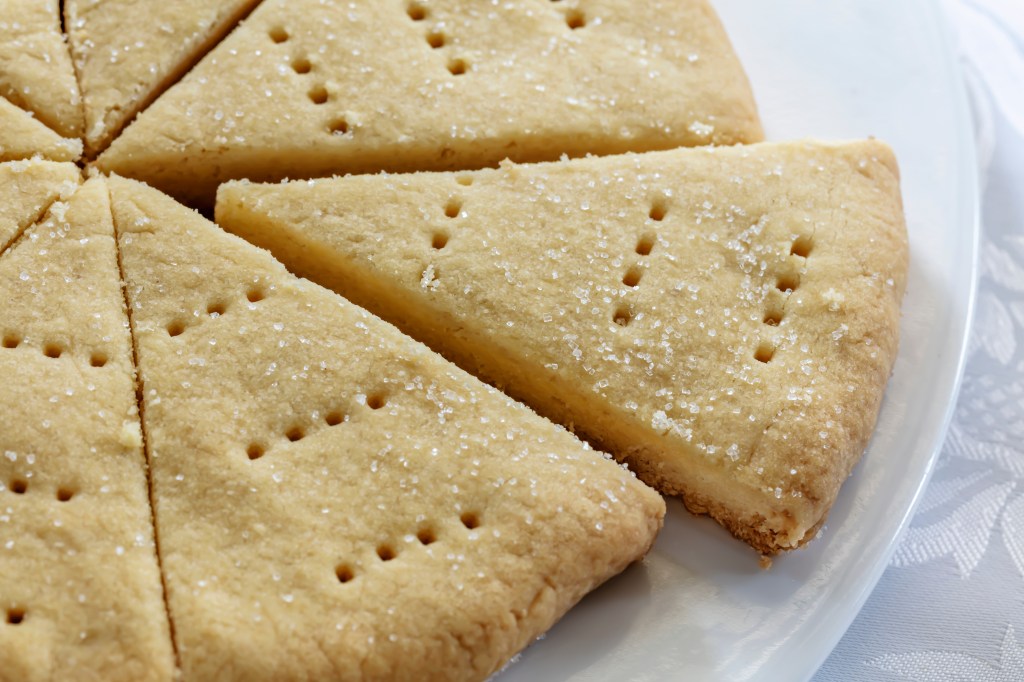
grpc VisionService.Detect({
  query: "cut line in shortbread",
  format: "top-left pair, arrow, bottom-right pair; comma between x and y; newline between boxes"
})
0,97 -> 82,163
97,0 -> 762,208
0,158 -> 80,255
0,177 -> 175,681
111,175 -> 663,681
0,0 -> 83,138
216,139 -> 910,555
65,0 -> 262,155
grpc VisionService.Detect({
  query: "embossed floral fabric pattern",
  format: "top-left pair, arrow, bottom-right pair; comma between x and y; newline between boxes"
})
815,1 -> 1024,679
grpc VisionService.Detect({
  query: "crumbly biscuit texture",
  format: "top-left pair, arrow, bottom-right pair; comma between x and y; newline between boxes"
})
65,0 -> 261,155
0,177 -> 175,681
216,139 -> 909,554
98,0 -> 762,207
0,0 -> 84,138
112,175 -> 663,681
0,97 -> 82,163
0,158 -> 80,254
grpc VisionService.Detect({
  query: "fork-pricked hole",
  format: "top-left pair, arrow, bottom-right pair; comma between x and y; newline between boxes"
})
335,564 -> 355,583
754,342 -> 776,364
776,273 -> 800,293
246,443 -> 266,461
325,410 -> 345,426
366,392 -> 388,410
1,334 -> 20,349
444,198 -> 462,218
791,234 -> 814,258
90,352 -> 108,368
285,426 -> 305,442
407,2 -> 427,20
447,58 -> 467,75
622,266 -> 643,288
635,234 -> 655,256
268,26 -> 289,43
460,511 -> 481,529
416,527 -> 437,545
377,544 -> 397,561
308,85 -> 328,105
43,343 -> 63,359
431,231 -> 449,249
612,305 -> 633,327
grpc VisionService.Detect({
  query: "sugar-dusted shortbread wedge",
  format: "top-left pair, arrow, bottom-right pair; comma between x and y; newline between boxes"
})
65,0 -> 261,155
111,175 -> 663,681
0,0 -> 83,138
0,178 -> 175,681
98,0 -> 762,207
0,157 -> 79,254
0,97 -> 82,162
217,140 -> 910,554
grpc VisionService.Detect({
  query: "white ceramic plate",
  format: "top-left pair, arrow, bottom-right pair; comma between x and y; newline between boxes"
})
498,1 -> 980,680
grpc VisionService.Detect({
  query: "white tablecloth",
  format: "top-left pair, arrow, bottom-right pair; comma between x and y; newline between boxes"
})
815,1 -> 1024,679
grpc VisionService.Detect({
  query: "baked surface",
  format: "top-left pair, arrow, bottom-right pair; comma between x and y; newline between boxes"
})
112,175 -> 664,681
0,0 -> 83,138
217,139 -> 909,554
98,0 -> 762,207
0,158 -> 80,254
0,97 -> 82,162
65,0 -> 261,155
0,177 -> 175,681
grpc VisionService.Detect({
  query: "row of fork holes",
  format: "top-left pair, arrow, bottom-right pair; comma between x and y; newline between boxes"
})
406,4 -> 470,75
612,200 -> 664,327
755,234 -> 814,363
335,511 -> 482,584
428,184 -> 470,249
6,478 -> 75,501
246,392 -> 387,461
267,28 -> 350,134
167,286 -> 265,338
1,335 -> 107,367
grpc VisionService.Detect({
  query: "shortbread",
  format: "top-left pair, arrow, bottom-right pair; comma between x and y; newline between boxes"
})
216,139 -> 909,554
98,0 -> 762,207
65,0 -> 261,155
0,158 -> 80,254
0,97 -> 82,162
112,175 -> 663,680
0,178 -> 175,681
0,0 -> 83,138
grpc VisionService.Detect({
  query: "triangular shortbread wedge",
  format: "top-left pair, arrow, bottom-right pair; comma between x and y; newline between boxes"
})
216,140 -> 910,554
0,158 -> 80,254
0,177 -> 175,680
65,0 -> 261,155
0,0 -> 84,138
97,0 -> 762,207
111,175 -> 663,680
0,97 -> 82,162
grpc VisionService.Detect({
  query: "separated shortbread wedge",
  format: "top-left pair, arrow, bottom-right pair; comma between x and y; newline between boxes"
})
98,0 -> 762,207
65,0 -> 262,155
0,178 -> 175,681
111,175 -> 663,681
0,0 -> 83,138
0,97 -> 82,162
0,158 -> 80,254
217,140 -> 910,554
